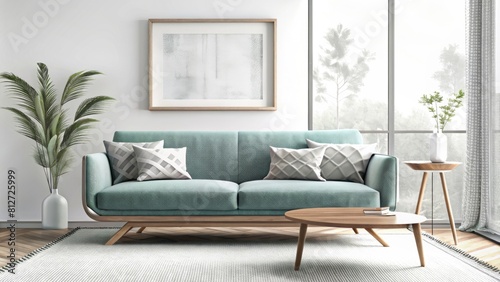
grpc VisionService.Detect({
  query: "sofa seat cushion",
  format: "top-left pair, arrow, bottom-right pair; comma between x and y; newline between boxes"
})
238,180 -> 380,210
96,180 -> 238,211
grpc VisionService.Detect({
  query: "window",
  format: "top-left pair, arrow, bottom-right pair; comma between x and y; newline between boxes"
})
311,0 -> 466,221
311,0 -> 388,135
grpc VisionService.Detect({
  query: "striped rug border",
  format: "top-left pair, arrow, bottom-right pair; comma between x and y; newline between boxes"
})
0,227 -> 118,273
421,231 -> 500,274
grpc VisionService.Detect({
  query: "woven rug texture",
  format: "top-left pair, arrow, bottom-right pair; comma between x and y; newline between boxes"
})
0,228 -> 498,282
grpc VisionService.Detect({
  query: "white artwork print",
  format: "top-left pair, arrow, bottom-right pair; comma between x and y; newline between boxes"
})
162,34 -> 263,100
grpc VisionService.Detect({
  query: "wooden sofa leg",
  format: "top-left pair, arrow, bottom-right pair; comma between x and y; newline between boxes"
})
106,223 -> 134,245
137,227 -> 146,233
352,228 -> 359,234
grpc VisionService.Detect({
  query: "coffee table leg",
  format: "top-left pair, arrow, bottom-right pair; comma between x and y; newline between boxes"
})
365,228 -> 389,247
412,223 -> 425,267
294,223 -> 308,271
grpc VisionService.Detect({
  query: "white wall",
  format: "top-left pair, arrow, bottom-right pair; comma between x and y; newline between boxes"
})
0,0 -> 308,222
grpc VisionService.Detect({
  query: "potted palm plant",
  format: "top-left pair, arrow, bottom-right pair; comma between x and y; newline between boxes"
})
1,63 -> 114,229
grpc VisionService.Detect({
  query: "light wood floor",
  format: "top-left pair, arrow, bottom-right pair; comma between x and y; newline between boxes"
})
0,226 -> 498,269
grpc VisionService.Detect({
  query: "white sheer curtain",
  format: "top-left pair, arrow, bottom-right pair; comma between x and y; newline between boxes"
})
460,0 -> 495,232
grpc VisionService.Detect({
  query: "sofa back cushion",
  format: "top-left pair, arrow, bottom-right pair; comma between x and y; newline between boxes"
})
113,131 -> 239,182
237,129 -> 363,183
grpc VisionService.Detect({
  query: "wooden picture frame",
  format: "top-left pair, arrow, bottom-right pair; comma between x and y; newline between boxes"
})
148,19 -> 277,111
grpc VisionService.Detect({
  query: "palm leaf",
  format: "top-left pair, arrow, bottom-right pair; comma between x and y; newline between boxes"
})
49,109 -> 70,136
3,107 -> 45,144
55,147 -> 73,176
74,96 -> 115,121
61,70 -> 102,106
37,63 -> 53,91
37,63 -> 59,132
33,144 -> 50,168
52,151 -> 74,190
61,118 -> 99,148
0,72 -> 40,122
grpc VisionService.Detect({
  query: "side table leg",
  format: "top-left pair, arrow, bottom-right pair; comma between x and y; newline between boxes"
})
412,223 -> 425,267
415,172 -> 429,214
294,223 -> 308,271
439,172 -> 458,245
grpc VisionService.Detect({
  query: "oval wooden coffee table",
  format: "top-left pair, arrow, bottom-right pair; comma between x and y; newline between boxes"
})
285,207 -> 427,270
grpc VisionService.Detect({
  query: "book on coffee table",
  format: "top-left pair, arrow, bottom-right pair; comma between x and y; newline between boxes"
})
363,207 -> 395,216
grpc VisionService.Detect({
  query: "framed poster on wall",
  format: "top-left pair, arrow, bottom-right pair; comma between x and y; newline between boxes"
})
148,19 -> 276,111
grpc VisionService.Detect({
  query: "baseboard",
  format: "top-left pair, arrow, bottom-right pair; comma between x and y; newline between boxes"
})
421,220 -> 460,228
474,230 -> 500,244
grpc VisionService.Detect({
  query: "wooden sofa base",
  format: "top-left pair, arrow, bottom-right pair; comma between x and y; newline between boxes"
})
105,218 -> 300,245
104,219 -> 360,245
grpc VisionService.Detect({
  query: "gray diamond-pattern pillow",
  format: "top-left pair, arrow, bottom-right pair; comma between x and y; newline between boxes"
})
103,140 -> 164,184
264,146 -> 326,181
307,139 -> 377,184
133,146 -> 192,181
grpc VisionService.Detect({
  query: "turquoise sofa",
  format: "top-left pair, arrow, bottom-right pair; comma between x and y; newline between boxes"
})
82,129 -> 398,244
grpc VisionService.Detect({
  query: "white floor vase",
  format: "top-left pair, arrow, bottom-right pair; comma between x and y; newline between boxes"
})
42,189 -> 68,229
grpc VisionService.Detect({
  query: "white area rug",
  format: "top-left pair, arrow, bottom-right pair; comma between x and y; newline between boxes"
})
1,228 -> 498,281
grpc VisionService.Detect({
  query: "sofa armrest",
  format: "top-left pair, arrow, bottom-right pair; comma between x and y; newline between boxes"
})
82,153 -> 112,215
364,154 -> 399,211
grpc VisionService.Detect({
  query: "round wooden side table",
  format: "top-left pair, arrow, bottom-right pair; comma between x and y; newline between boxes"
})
404,161 -> 461,245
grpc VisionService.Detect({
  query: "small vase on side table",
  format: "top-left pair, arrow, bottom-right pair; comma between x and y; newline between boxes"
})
429,130 -> 447,163
42,189 -> 68,229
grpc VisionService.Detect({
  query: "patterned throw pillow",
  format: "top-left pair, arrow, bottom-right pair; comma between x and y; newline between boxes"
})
263,146 -> 326,181
103,140 -> 164,184
306,139 -> 377,184
133,146 -> 192,181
